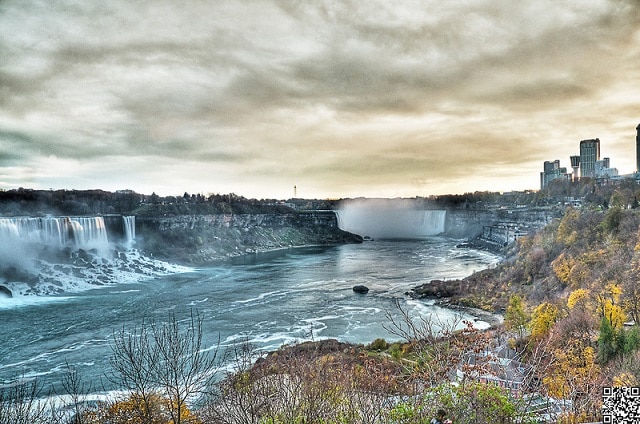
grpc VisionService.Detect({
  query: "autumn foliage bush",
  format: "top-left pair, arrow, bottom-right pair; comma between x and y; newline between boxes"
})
495,201 -> 640,421
82,393 -> 201,424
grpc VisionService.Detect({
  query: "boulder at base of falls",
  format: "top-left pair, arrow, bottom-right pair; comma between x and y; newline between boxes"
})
352,285 -> 369,294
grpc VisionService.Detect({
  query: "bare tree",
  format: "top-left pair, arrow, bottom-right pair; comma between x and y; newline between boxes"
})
107,310 -> 220,424
200,340 -> 266,424
201,337 -> 405,424
0,378 -> 50,424
58,362 -> 94,424
151,311 -> 220,424
108,319 -> 158,423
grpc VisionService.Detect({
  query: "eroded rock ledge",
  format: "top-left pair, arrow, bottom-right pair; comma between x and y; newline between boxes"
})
136,212 -> 362,265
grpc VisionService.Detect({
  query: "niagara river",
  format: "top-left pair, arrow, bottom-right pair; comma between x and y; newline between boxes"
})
0,238 -> 499,395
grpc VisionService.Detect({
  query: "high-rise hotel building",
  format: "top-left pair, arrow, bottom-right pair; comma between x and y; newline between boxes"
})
540,159 -> 569,189
580,138 -> 600,179
636,124 -> 640,173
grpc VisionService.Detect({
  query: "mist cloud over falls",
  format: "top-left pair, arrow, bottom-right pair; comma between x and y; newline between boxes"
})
336,199 -> 446,239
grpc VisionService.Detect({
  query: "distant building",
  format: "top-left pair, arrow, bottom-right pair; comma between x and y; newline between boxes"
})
540,160 -> 569,190
541,125 -> 639,190
569,155 -> 580,182
595,157 -> 618,179
579,138 -> 600,179
636,124 -> 640,173
455,345 -> 530,393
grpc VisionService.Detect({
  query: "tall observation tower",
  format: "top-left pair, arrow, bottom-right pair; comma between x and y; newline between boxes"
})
636,124 -> 640,173
570,155 -> 580,182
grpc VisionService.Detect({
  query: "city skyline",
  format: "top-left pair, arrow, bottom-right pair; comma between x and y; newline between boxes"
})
540,136 -> 628,190
1,1 -> 640,199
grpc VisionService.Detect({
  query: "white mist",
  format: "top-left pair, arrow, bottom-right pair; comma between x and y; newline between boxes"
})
336,198 -> 446,239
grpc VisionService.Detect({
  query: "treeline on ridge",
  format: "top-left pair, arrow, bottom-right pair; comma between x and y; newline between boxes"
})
0,189 -> 301,216
2,176 -> 639,218
0,187 -> 526,217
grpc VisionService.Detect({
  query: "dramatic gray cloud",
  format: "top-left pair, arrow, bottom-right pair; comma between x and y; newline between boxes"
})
1,0 -> 639,198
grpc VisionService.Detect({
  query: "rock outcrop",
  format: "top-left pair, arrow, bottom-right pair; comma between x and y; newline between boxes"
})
0,284 -> 12,298
409,279 -> 460,299
136,211 -> 362,265
444,207 -> 555,239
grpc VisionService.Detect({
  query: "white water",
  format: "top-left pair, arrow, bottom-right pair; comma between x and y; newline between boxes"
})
0,215 -> 184,297
0,239 -> 500,396
0,216 -> 137,250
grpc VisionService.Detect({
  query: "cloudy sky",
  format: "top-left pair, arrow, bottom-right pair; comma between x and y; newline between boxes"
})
1,0 -> 639,199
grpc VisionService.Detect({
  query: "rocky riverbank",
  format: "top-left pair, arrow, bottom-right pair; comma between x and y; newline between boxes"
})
435,298 -> 504,327
407,274 -> 504,326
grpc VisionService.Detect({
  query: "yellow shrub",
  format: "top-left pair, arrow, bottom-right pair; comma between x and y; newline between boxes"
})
567,289 -> 593,311
552,252 -> 575,284
83,393 -> 201,424
529,302 -> 558,340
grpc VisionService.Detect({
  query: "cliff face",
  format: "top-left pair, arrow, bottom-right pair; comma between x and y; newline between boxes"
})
444,207 -> 557,241
135,207 -> 556,265
136,211 -> 362,265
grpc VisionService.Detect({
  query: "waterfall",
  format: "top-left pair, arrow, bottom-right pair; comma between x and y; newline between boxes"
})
71,217 -> 110,250
0,216 -> 110,252
42,217 -> 65,246
421,210 -> 446,235
0,220 -> 20,239
336,200 -> 446,239
123,216 -> 136,248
